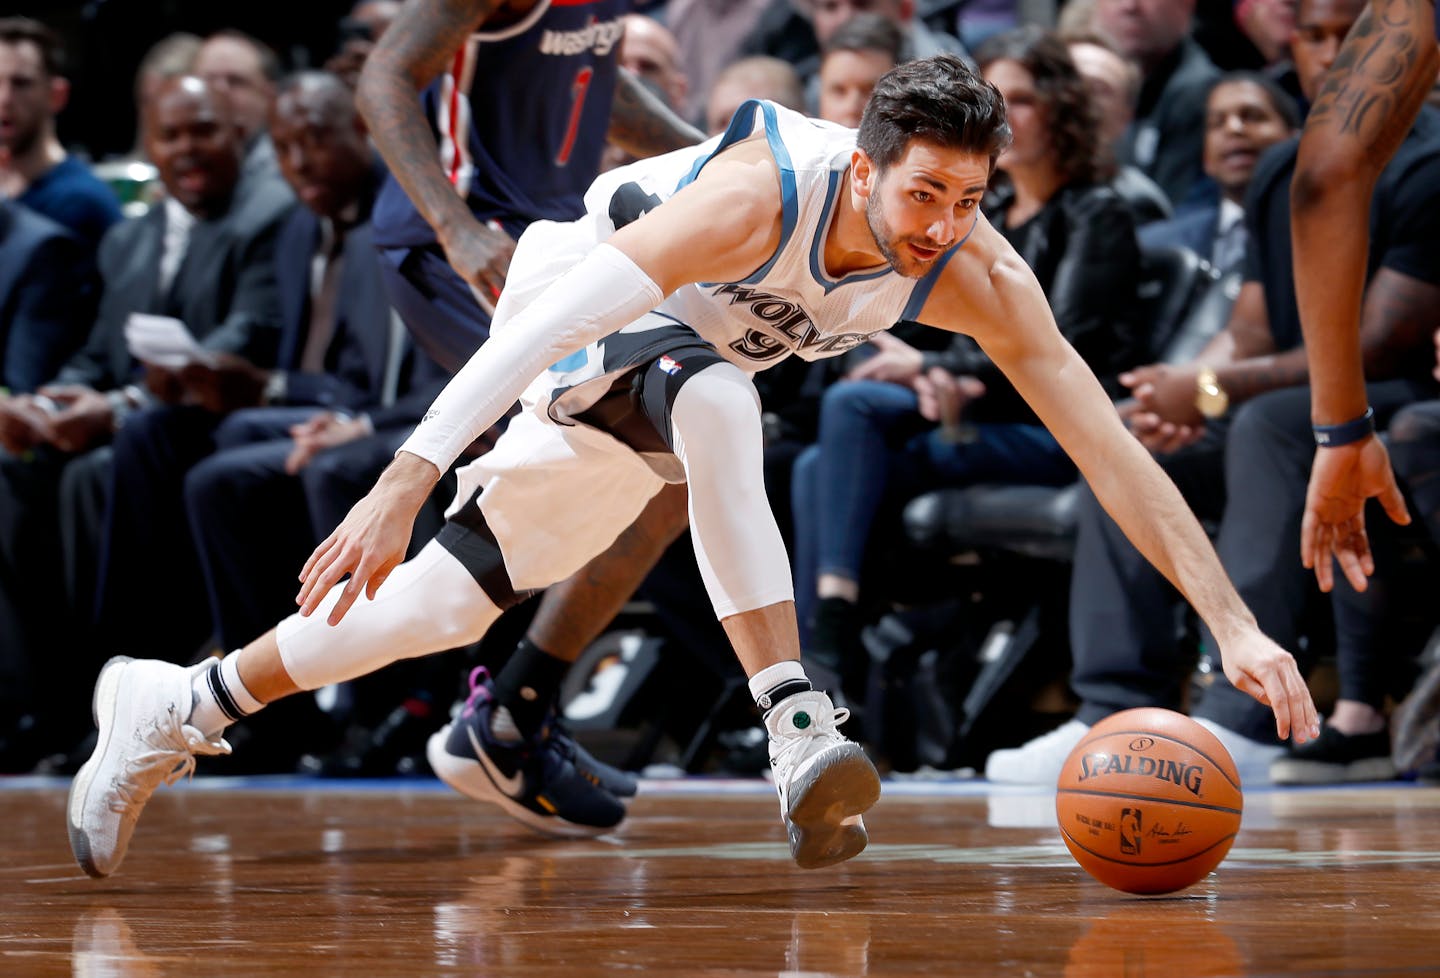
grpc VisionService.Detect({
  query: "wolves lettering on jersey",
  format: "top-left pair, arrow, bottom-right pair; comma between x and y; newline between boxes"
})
710,284 -> 878,363
370,0 -> 629,251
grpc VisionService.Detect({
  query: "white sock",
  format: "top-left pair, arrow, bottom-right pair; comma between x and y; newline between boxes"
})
189,651 -> 265,737
748,660 -> 812,713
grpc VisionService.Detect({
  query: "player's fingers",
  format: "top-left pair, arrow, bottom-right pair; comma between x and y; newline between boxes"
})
299,542 -> 352,615
1335,536 -> 1371,594
1313,528 -> 1335,593
1379,478 -> 1412,526
1300,508 -> 1318,570
327,574 -> 364,626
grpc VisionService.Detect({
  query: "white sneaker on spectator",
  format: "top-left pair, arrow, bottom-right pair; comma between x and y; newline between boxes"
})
983,719 -> 1090,784
1194,717 -> 1283,786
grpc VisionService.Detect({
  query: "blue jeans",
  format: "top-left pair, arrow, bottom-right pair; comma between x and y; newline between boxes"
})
790,379 -> 1074,645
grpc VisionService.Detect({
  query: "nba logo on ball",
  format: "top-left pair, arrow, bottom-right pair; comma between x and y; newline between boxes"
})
1055,708 -> 1243,895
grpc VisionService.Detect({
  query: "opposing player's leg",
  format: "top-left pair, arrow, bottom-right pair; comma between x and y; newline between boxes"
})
434,481 -> 691,801
663,357 -> 881,869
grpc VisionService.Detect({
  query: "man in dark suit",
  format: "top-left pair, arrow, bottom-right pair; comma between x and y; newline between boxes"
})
0,74 -> 291,769
93,72 -> 444,666
0,200 -> 95,394
1139,71 -> 1298,273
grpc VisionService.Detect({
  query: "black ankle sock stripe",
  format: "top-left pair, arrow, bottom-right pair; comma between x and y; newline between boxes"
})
761,678 -> 812,710
208,664 -> 245,722
493,638 -> 569,737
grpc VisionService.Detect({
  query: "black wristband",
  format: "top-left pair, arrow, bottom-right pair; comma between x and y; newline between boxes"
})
1313,406 -> 1375,447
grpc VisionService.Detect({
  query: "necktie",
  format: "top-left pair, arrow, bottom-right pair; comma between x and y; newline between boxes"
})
299,225 -> 346,372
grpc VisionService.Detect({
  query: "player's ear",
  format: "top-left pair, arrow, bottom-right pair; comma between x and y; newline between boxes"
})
851,148 -> 877,199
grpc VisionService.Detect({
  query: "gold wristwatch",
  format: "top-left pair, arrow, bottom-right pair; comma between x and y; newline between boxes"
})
1194,367 -> 1229,418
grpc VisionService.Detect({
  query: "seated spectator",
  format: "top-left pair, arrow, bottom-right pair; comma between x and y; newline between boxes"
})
816,13 -> 905,128
325,0 -> 402,90
1139,71 -> 1298,273
173,71 -> 448,656
0,200 -> 94,394
0,75 -> 292,769
791,26 -> 1144,699
0,17 -> 122,253
1063,31 -> 1173,225
665,0 -> 775,127
705,55 -> 807,134
603,15 -> 689,170
798,0 -> 969,112
1094,0 -> 1221,207
985,0 -> 1440,786
193,29 -> 284,186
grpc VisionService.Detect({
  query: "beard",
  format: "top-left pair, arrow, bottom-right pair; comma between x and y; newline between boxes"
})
0,120 -> 39,158
864,191 -> 947,280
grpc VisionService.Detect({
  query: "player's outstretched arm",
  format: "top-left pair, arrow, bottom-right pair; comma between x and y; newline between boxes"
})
356,0 -> 514,295
925,240 -> 1320,742
1292,0 -> 1435,585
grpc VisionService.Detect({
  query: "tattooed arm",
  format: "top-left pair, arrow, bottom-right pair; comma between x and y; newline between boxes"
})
1290,0 -> 1437,590
607,68 -> 704,158
356,0 -> 514,297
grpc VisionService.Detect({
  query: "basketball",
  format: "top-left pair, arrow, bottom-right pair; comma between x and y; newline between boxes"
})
1055,708 -> 1243,895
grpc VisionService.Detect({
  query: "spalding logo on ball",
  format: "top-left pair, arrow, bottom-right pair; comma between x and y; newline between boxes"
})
1055,707 -> 1243,895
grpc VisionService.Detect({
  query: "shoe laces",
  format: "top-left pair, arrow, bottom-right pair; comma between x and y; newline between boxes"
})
461,666 -> 494,717
771,705 -> 851,774
108,706 -> 230,814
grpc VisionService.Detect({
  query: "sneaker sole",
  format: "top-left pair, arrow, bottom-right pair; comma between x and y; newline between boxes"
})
785,743 -> 881,870
1271,756 -> 1398,785
67,655 -> 135,879
425,729 -> 619,840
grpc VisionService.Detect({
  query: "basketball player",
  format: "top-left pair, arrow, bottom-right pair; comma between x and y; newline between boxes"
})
68,56 -> 1319,881
1291,0 -> 1438,590
356,0 -> 705,822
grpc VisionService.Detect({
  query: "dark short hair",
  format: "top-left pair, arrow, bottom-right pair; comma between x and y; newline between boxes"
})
976,26 -> 1105,185
1206,70 -> 1302,130
0,17 -> 64,77
857,54 -> 1011,170
205,28 -> 283,83
822,12 -> 904,64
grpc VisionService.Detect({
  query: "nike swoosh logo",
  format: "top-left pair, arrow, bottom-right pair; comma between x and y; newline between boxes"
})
467,724 -> 526,797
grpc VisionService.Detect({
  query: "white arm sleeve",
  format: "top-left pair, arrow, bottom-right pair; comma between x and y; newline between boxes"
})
398,243 -> 665,472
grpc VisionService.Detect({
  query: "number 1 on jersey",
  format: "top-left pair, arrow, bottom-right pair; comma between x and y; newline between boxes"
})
556,66 -> 593,167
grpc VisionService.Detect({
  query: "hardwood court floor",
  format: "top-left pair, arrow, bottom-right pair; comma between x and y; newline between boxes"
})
3,776 -> 1440,976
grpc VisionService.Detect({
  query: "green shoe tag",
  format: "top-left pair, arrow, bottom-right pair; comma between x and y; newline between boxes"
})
793,711 -> 811,730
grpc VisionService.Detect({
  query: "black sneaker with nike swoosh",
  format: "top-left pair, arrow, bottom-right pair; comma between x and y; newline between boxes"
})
426,668 -> 625,837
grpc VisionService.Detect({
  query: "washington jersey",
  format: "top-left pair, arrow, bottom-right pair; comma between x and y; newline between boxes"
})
371,0 -> 629,249
524,99 -> 971,412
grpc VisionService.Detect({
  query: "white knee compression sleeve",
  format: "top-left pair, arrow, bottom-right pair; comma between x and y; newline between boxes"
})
670,363 -> 795,618
276,540 -> 501,691
401,243 -> 664,473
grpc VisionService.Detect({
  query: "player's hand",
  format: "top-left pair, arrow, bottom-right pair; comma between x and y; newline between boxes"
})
1121,363 -> 1203,427
1301,436 -> 1410,593
285,412 -> 371,474
846,332 -> 924,384
440,218 -> 515,306
1216,628 -> 1320,744
296,452 -> 441,625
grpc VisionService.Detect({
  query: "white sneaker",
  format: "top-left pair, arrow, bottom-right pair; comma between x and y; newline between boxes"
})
1195,717 -> 1283,786
983,719 -> 1091,784
765,690 -> 880,869
68,656 -> 231,878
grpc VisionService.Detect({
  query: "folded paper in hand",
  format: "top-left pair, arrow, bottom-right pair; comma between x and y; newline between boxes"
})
124,313 -> 213,369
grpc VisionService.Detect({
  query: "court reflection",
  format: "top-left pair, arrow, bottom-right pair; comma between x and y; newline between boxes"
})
1063,903 -> 1245,977
71,908 -> 163,978
430,852 -> 873,976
